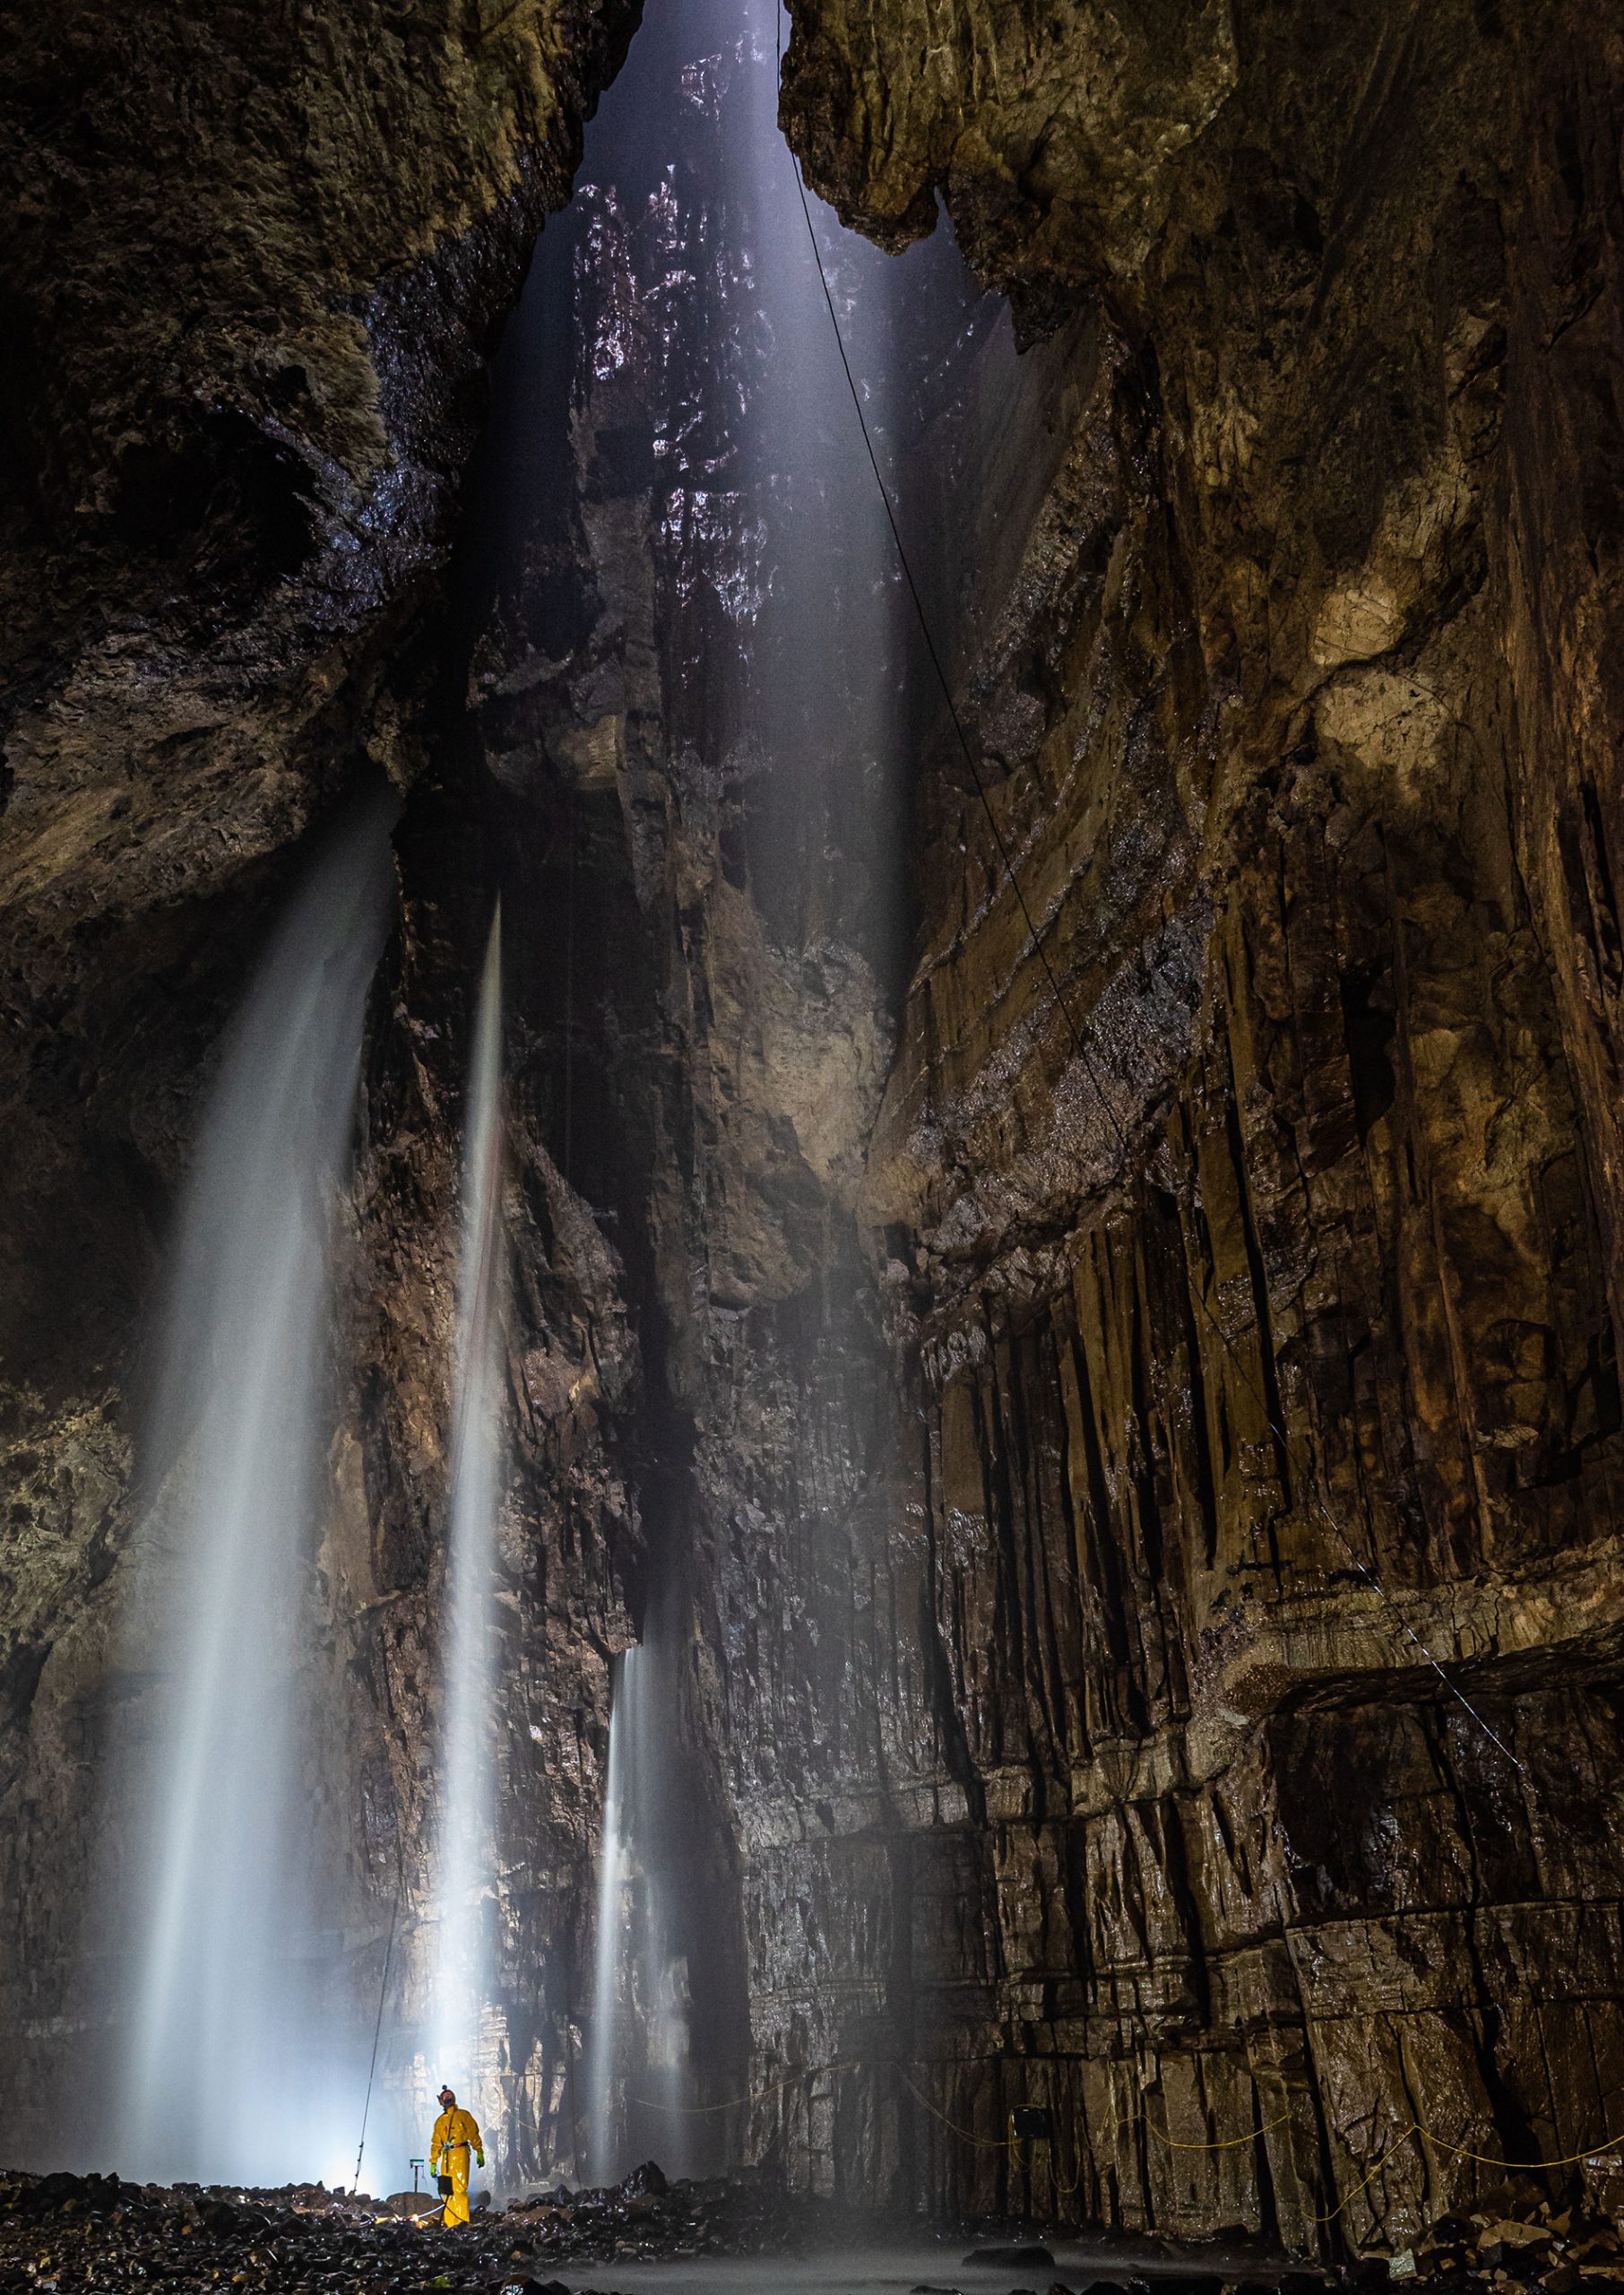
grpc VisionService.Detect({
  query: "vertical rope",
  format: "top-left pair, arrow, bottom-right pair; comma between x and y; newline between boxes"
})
352,1892 -> 401,2195
772,1 -> 1521,1773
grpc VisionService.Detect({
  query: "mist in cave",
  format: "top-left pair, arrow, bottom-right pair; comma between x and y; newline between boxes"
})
423,908 -> 508,2134
104,797 -> 396,2187
5,0 -> 1624,2264
463,0 -> 995,2174
584,1650 -> 632,2184
4,0 -> 1621,2265
583,1643 -> 694,2184
64,0 -> 995,2202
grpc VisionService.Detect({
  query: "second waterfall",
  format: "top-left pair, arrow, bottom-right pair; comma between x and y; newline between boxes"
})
583,1640 -> 694,2184
425,911 -> 508,2142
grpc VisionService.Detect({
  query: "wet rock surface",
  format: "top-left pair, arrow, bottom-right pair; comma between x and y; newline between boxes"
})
0,0 -> 640,1399
2,0 -> 1624,2270
749,0 -> 1624,2250
0,2167 -> 822,2290
19,2162 -> 1619,2295
1393,2180 -> 1624,2295
0,0 -> 640,2178
0,2162 -> 1361,2293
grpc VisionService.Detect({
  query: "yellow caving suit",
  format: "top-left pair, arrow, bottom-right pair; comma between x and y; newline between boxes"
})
430,2104 -> 484,2228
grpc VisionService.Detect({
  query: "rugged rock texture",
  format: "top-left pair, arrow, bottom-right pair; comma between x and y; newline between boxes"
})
327,799 -> 644,2184
4,0 -> 1624,2264
739,0 -> 1624,2256
0,0 -> 638,2170
0,0 -> 636,1379
443,0 -> 947,2177
0,2162 -> 826,2290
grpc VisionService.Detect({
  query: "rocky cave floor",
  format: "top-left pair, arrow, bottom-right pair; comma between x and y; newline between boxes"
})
0,2162 -> 1615,2295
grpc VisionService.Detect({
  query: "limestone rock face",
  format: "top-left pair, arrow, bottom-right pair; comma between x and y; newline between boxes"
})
442,0 -> 955,2174
0,0 -> 636,1399
744,0 -> 1624,2250
3,0 -> 1624,2258
0,0 -> 637,2171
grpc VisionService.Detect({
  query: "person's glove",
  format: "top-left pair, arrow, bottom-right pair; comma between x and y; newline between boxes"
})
476,2152 -> 485,2169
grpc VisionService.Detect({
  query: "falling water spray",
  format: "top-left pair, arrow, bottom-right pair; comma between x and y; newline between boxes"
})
427,909 -> 506,2118
584,1643 -> 693,2183
583,1651 -> 631,2182
111,795 -> 395,2187
550,0 -> 922,2174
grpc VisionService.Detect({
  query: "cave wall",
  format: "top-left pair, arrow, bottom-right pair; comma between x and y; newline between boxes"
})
0,0 -> 640,2172
338,788 -> 644,2185
450,0 -> 944,2176
0,0 -> 639,1399
1,0 -> 1622,2254
726,0 -> 1624,2252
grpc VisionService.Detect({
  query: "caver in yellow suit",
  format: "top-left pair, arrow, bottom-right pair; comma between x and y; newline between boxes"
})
430,2088 -> 485,2227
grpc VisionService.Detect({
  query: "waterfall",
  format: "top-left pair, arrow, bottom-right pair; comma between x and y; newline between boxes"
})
584,1643 -> 693,2184
556,0 -> 944,2179
426,909 -> 506,2117
112,794 -> 395,2187
583,1650 -> 631,2182
732,0 -> 907,960
635,1667 -> 694,2180
467,0 -> 988,2181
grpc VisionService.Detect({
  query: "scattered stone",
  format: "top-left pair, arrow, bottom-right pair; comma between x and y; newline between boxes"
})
1403,2181 -> 1624,2295
0,2162 -> 813,2291
1481,2223 -> 1553,2266
384,2189 -> 441,2219
5,2167 -> 1621,2295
